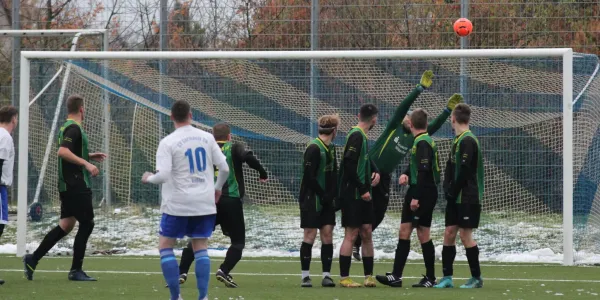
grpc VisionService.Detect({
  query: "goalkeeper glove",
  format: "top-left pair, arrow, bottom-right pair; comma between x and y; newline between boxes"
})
419,70 -> 434,89
446,93 -> 464,111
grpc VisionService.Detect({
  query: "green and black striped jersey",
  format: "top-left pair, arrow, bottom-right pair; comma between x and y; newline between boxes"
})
339,127 -> 371,201
443,130 -> 484,204
58,119 -> 91,192
215,141 -> 268,199
299,137 -> 338,212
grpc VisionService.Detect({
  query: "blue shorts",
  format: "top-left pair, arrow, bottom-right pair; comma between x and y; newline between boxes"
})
0,186 -> 8,225
159,213 -> 216,239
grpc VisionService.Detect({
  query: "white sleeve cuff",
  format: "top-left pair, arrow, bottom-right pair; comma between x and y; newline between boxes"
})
148,171 -> 170,184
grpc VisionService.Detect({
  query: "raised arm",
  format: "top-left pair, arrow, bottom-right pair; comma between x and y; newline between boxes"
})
426,110 -> 450,135
428,93 -> 463,135
381,70 -> 434,135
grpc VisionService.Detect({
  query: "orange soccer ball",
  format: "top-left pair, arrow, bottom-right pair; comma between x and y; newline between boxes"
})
453,18 -> 473,37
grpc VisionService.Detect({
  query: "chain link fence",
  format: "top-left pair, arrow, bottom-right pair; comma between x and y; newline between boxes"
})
0,0 -> 597,197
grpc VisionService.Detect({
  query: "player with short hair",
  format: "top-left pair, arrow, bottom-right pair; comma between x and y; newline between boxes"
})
338,103 -> 380,288
172,122 -> 268,288
299,114 -> 340,288
376,108 -> 441,288
353,71 -> 464,261
0,105 -> 17,286
142,100 -> 230,300
24,95 -> 107,282
434,103 -> 484,289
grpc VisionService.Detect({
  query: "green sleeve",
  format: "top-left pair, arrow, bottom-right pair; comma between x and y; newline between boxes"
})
381,85 -> 424,136
427,109 -> 451,135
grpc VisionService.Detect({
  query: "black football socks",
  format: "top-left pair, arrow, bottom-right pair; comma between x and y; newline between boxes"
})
442,245 -> 457,277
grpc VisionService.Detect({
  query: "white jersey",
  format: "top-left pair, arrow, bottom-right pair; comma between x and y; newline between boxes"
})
0,127 -> 14,186
154,125 -> 226,216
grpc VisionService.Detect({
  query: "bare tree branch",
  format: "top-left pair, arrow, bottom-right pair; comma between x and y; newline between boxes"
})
105,0 -> 120,30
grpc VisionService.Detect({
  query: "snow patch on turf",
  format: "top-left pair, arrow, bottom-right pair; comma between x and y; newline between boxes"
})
1,205 -> 600,263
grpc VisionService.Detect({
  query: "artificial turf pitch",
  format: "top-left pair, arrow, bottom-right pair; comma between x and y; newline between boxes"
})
0,255 -> 599,299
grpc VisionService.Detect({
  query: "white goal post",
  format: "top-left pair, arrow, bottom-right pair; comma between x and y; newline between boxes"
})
2,28 -> 110,255
0,29 -> 110,209
16,48 -> 575,265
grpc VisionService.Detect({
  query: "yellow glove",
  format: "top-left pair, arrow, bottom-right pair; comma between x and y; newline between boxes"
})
419,70 -> 434,89
446,93 -> 464,111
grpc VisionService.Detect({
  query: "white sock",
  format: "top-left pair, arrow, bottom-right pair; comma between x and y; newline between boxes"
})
302,271 -> 310,279
323,272 -> 331,278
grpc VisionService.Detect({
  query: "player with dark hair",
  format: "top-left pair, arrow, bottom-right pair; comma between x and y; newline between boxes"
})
338,103 -> 381,288
143,100 -> 230,300
299,114 -> 340,288
434,103 -> 484,289
0,105 -> 17,285
353,71 -> 464,262
170,122 -> 268,288
376,108 -> 441,288
24,95 -> 107,282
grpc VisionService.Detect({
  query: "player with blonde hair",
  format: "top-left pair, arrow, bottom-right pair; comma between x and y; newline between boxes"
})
299,114 -> 340,288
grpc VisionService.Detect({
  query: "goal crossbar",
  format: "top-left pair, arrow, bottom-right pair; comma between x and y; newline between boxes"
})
21,48 -> 572,60
0,29 -> 107,37
17,48 -> 575,265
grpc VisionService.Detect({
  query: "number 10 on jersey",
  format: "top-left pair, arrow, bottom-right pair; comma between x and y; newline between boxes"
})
185,147 -> 207,173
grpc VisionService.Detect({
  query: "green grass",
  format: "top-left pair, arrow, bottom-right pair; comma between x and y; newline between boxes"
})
1,255 -> 600,299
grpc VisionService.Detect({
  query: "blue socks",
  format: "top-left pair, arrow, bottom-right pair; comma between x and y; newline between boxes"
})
160,248 -> 180,300
195,249 -> 210,300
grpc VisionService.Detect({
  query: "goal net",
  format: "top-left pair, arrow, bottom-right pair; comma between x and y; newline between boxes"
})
17,50 -> 600,264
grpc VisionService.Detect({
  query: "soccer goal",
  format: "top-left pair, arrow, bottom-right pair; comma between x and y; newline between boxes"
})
16,49 -> 600,266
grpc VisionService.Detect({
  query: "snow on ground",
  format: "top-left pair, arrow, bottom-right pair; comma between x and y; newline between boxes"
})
1,205 -> 599,264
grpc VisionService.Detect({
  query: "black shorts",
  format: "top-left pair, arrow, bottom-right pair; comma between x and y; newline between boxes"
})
401,187 -> 437,228
373,173 -> 391,220
445,202 -> 481,228
59,189 -> 94,222
300,206 -> 336,229
341,199 -> 374,228
215,196 -> 245,243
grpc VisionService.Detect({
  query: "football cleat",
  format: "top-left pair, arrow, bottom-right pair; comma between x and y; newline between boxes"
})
412,275 -> 436,288
321,276 -> 335,287
375,273 -> 402,287
434,276 -> 454,288
301,276 -> 312,287
216,269 -> 238,288
68,269 -> 97,281
363,275 -> 377,287
352,245 -> 362,261
179,273 -> 187,284
23,254 -> 37,281
340,277 -> 361,288
460,277 -> 483,289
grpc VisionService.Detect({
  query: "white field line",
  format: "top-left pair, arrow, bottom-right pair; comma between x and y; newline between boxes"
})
0,256 -> 570,267
1,269 -> 600,283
